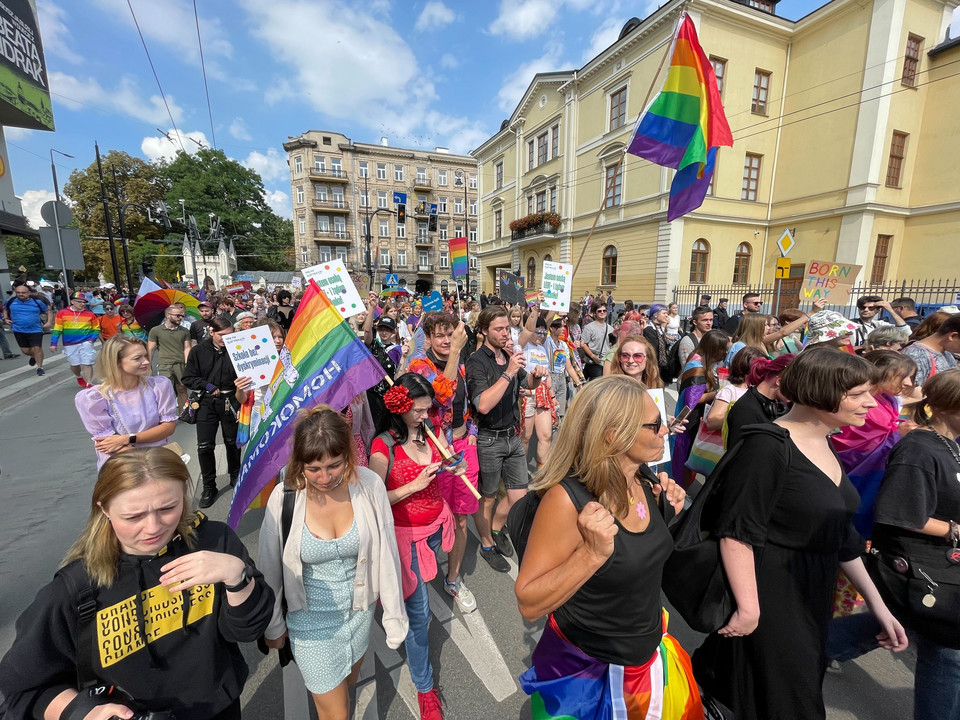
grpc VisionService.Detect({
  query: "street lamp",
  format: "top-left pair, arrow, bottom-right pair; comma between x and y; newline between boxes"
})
49,148 -> 73,289
362,174 -> 396,292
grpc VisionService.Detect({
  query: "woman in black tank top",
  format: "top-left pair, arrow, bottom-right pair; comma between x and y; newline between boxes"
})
515,376 -> 703,719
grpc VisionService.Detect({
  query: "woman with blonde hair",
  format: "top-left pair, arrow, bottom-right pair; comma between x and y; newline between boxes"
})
608,334 -> 663,388
515,376 -> 699,719
258,406 -> 407,720
75,335 -> 178,469
0,448 -> 273,720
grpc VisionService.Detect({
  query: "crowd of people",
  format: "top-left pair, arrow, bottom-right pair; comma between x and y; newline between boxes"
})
2,279 -> 959,720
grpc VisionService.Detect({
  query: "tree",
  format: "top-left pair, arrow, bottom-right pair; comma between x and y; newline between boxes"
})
3,235 -> 45,278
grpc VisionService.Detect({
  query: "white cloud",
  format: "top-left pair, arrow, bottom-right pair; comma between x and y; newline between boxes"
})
415,1 -> 455,31
440,53 -> 459,69
243,147 -> 287,183
141,129 -> 211,162
20,189 -> 56,229
489,0 -> 561,40
3,126 -> 34,140
37,1 -> 84,64
50,72 -> 184,126
264,189 -> 291,219
581,16 -> 624,63
497,44 -> 564,113
229,117 -> 253,141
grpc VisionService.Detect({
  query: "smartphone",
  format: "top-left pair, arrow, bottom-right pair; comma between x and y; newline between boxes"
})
439,451 -> 465,471
670,406 -> 692,428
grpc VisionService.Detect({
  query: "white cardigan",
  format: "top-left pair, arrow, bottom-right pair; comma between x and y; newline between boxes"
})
257,466 -> 409,648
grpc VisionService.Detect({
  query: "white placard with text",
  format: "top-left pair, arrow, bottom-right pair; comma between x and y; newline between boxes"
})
223,325 -> 279,389
301,262 -> 364,317
540,261 -> 571,312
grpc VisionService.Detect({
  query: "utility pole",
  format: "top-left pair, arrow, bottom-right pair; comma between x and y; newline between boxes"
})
95,142 -> 122,286
49,148 -> 73,289
110,167 -> 135,294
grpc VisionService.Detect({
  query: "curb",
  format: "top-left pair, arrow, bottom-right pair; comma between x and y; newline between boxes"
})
0,354 -> 78,415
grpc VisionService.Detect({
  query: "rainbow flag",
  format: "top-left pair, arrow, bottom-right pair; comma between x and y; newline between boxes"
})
227,279 -> 386,528
450,236 -> 468,278
627,13 -> 732,221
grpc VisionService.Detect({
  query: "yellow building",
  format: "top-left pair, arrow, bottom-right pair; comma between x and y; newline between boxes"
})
473,0 -> 960,306
283,131 -> 480,294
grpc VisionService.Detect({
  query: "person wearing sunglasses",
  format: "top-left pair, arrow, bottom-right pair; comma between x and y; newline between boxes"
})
850,295 -> 910,350
580,304 -> 614,382
723,291 -> 764,336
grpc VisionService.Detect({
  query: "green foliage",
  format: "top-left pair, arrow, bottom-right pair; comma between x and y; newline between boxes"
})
4,235 -> 46,278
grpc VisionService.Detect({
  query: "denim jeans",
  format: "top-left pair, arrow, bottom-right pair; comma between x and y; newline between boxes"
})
825,613 -> 880,663
914,633 -> 960,719
404,530 -> 442,693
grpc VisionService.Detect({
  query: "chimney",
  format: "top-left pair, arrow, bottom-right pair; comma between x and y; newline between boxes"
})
380,136 -> 389,146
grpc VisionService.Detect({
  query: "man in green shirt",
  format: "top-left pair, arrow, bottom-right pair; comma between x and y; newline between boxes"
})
148,305 -> 191,407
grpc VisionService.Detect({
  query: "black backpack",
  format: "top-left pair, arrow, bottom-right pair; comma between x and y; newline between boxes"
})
507,476 -> 602,564
663,332 -> 695,382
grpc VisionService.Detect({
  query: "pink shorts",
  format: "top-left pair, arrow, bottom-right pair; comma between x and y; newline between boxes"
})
437,434 -> 480,515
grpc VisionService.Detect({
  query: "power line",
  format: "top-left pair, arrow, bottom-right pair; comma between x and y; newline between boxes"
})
194,0 -> 217,150
125,0 -> 185,154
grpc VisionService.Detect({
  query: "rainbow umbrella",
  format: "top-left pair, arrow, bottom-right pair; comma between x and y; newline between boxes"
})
379,288 -> 410,300
134,288 -> 201,330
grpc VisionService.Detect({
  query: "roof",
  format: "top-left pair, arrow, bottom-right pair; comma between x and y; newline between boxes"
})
929,34 -> 960,58
233,270 -> 296,283
0,211 -> 39,237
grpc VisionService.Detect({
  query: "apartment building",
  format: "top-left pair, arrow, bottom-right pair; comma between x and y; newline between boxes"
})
473,0 -> 960,303
283,131 -> 480,294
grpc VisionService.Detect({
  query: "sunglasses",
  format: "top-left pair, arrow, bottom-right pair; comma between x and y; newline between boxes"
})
862,305 -> 879,311
641,415 -> 663,433
620,352 -> 646,362
595,309 -> 607,314
747,301 -> 762,306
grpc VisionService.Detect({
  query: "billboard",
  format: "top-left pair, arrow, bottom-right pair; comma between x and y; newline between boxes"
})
0,0 -> 53,131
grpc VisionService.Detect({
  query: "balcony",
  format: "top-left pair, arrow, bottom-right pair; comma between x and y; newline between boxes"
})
415,236 -> 433,247
509,212 -> 561,242
312,199 -> 350,214
413,177 -> 432,191
309,168 -> 349,183
314,230 -> 352,244
417,264 -> 434,274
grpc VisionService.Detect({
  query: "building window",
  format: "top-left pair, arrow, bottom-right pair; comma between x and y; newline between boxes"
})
296,186 -> 304,204
322,136 -> 332,145
397,249 -> 407,266
336,247 -> 347,262
294,156 -> 302,174
438,197 -> 447,213
418,222 -> 428,240
416,167 -> 427,183
494,209 -> 502,238
454,225 -> 463,237
495,162 -> 503,189
752,70 -> 771,114
332,187 -> 344,207
317,215 -> 329,232
330,158 -> 342,177
604,164 -> 622,208
315,185 -> 327,202
747,0 -> 773,11
469,200 -> 477,215
396,223 -> 406,238
469,226 -> 477,242
333,217 -> 346,237
440,251 -> 449,269
902,34 -> 923,87
419,250 -> 429,268
886,131 -> 908,187
438,169 -> 447,186
319,245 -> 332,262
378,249 -> 389,266
602,245 -> 617,285
300,246 -> 308,264
377,163 -> 387,180
440,226 -> 448,241
733,243 -> 752,284
313,156 -> 324,172
440,280 -> 448,292
741,153 -> 762,201
871,235 -> 891,284
527,196 -> 534,214
469,173 -> 477,189
394,164 -> 404,182
528,140 -> 535,170
537,132 -> 548,166
359,161 -> 368,178
690,239 -> 709,283
527,257 -> 536,288
710,57 -> 726,96
610,86 -> 627,130
379,219 -> 389,237
454,197 -> 463,214
377,191 -> 387,208
470,256 -> 478,270
550,187 -> 557,212
536,191 -> 546,213
361,219 -> 369,236
551,124 -> 560,158
359,190 -> 369,207
298,217 -> 306,235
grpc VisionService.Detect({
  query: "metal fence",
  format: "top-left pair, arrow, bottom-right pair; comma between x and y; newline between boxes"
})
673,278 -> 960,320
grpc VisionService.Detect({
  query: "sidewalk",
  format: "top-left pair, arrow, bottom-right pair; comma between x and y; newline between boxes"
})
0,351 -> 77,415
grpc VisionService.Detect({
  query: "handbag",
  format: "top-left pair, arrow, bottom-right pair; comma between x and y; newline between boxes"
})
685,414 -> 725,477
178,391 -> 203,424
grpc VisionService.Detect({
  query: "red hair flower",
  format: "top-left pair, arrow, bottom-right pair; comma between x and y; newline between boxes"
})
384,385 -> 414,414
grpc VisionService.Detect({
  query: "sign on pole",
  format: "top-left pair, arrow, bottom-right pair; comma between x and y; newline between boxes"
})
776,229 -> 795,257
301,262 -> 364,317
385,273 -> 399,287
540,261 -> 571,311
775,257 -> 791,279
392,192 -> 407,205
800,260 -> 862,303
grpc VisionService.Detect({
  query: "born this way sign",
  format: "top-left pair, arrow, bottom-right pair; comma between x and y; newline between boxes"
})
799,260 -> 862,303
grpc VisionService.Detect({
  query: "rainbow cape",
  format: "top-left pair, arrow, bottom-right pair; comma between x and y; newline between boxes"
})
627,13 -> 732,221
227,279 -> 386,528
450,236 -> 468,278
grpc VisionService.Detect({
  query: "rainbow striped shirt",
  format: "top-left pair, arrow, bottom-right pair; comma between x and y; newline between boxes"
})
51,309 -> 100,347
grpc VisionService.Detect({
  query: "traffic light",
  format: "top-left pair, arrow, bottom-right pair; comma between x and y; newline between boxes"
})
397,203 -> 406,223
428,214 -> 438,232
141,258 -> 154,276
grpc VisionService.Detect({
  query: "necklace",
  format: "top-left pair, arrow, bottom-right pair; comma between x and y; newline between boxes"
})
931,430 -> 960,469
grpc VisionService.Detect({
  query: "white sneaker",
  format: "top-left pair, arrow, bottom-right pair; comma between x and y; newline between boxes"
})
444,578 -> 478,613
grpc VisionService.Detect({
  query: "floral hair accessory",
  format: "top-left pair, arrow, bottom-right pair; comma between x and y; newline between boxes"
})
384,385 -> 414,414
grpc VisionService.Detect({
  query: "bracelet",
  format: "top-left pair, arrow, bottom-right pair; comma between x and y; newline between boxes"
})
949,520 -> 959,546
501,371 -> 514,382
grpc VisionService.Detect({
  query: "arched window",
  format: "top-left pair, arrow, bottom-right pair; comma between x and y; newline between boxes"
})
544,254 -> 552,264
690,239 -> 709,283
440,279 -> 448,292
733,242 -> 752,284
470,279 -> 478,294
527,257 -> 537,288
602,245 -> 617,285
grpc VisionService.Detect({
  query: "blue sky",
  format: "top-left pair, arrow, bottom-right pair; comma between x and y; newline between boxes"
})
6,0 -> 955,230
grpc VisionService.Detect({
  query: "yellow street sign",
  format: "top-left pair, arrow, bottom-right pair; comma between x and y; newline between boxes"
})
776,229 -> 795,257
776,257 -> 791,279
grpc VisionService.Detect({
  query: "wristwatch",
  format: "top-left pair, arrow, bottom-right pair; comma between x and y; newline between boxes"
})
128,434 -> 137,446
224,564 -> 255,592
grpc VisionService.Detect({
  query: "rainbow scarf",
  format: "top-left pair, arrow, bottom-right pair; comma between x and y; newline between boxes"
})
627,13 -> 732,221
227,279 -> 386,528
450,236 -> 468,278
520,613 -> 703,720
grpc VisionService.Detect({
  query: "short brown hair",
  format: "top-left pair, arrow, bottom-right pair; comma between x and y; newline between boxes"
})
477,305 -> 508,334
907,368 -> 960,425
779,347 -> 877,412
422,311 -> 457,336
284,406 -> 357,490
863,349 -> 916,390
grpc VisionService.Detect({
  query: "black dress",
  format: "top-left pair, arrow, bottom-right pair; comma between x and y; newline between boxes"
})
693,424 -> 863,720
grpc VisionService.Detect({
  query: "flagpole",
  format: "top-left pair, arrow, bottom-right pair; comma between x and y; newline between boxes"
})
572,7 -> 688,279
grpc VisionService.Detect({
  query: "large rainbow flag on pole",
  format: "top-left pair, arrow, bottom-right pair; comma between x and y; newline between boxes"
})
627,13 -> 732,221
227,279 -> 386,528
450,236 -> 468,278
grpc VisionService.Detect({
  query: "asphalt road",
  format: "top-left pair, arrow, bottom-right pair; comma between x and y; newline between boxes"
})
0,380 -> 917,719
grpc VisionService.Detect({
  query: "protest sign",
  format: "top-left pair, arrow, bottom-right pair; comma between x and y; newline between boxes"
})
525,290 -> 540,306
646,388 -> 672,466
223,325 -> 280,389
301,262 -> 364,317
497,270 -> 525,306
224,282 -> 245,295
540,261 -> 571,311
422,291 -> 443,312
291,276 -> 302,289
799,260 -> 862,303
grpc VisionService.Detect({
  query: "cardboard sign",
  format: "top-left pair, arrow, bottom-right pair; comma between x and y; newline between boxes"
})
290,276 -> 302,289
301,262 -> 364,317
497,270 -> 525,306
422,291 -> 443,312
799,260 -> 862,303
540,261 -> 571,311
646,388 -> 671,466
224,282 -> 245,295
223,325 -> 280,389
